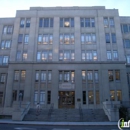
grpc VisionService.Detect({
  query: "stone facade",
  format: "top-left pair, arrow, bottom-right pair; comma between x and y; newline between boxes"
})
0,6 -> 129,115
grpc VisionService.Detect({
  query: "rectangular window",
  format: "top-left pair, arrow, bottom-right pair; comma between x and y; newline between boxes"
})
127,55 -> 130,63
41,71 -> 46,82
71,71 -> 75,83
16,51 -> 21,61
0,74 -> 6,83
86,51 -> 92,60
3,56 -> 8,64
50,18 -> 53,27
123,24 -> 128,33
111,33 -> 116,43
113,50 -> 118,60
82,50 -> 85,61
80,18 -> 84,27
1,41 -> 5,49
48,50 -> 52,61
87,71 -> 93,83
43,34 -> 48,44
19,90 -> 24,101
40,91 -> 45,104
70,34 -> 74,44
96,91 -> 100,104
59,71 -> 62,82
85,18 -> 90,27
39,18 -> 43,27
86,34 -> 91,43
71,50 -> 75,61
70,18 -> 74,27
7,26 -> 13,34
14,71 -> 19,81
117,90 -> 122,101
88,91 -> 94,104
91,18 -> 95,27
20,19 -> 25,28
48,71 -> 52,82
49,35 -> 53,44
3,26 -> 7,34
92,34 -> 96,43
93,51 -> 97,61
44,18 -> 49,27
115,70 -> 120,81
64,18 -> 70,27
26,18 -> 30,27
0,56 -> 2,65
107,51 -> 112,60
94,71 -> 98,82
5,40 -> 11,49
37,52 -> 41,61
104,17 -> 109,27
108,70 -> 113,82
64,34 -> 70,44
59,50 -> 63,61
83,91 -> 86,104
12,90 -> 17,101
64,50 -> 70,61
47,91 -> 51,104
109,18 -> 114,27
42,51 -> 48,61
23,51 -> 27,61
21,70 -> 26,81
82,71 -> 86,82
60,34 -> 63,44
35,71 -> 39,82
60,18 -> 63,27
24,35 -> 29,44
18,34 -> 23,43
123,39 -> 130,48
110,91 -> 115,101
105,33 -> 110,43
64,71 -> 70,82
34,91 -> 38,104
38,35 -> 42,44
81,34 -> 85,44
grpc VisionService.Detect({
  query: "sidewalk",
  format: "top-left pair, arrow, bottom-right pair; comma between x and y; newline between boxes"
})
0,119 -> 117,126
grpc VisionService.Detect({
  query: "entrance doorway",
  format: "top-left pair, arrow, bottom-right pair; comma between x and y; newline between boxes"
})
58,91 -> 75,108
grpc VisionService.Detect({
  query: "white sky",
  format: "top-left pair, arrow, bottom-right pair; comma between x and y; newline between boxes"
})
0,0 -> 129,17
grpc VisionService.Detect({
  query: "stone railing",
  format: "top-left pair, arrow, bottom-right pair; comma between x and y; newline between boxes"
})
103,101 -> 120,121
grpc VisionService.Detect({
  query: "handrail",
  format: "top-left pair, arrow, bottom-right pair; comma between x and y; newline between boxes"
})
102,103 -> 111,119
48,103 -> 54,119
21,102 -> 30,117
78,103 -> 83,121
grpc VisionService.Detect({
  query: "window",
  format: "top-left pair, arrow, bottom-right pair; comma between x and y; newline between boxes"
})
82,71 -> 86,82
3,56 -> 8,64
109,18 -> 114,27
121,24 -> 129,33
94,71 -> 99,82
39,18 -> 53,28
16,51 -> 21,61
83,91 -> 86,104
48,71 -> 52,82
0,92 -> 3,106
107,51 -> 112,60
18,34 -> 23,43
87,71 -> 93,83
34,91 -> 38,104
12,90 -> 17,101
47,91 -> 51,104
42,51 -> 48,61
3,26 -> 7,34
88,91 -> 94,104
41,71 -> 46,82
59,71 -> 62,82
24,35 -> 29,44
7,26 -> 13,34
64,71 -> 70,82
20,19 -> 25,28
115,70 -> 120,81
80,18 -> 95,27
86,34 -> 91,43
1,40 -> 11,49
86,51 -> 92,60
40,91 -> 45,104
0,56 -> 2,65
14,71 -> 19,81
60,18 -> 74,27
110,91 -> 115,101
108,70 -> 113,82
123,39 -> 130,48
70,34 -> 74,44
105,33 -> 110,43
104,17 -> 109,27
49,35 -> 53,44
81,34 -> 85,44
59,50 -> 63,61
26,18 -> 30,27
19,90 -> 24,101
64,50 -> 70,61
37,52 -> 41,61
127,55 -> 130,63
1,41 -> 5,49
117,90 -> 122,101
60,34 -> 63,44
60,34 -> 74,44
23,51 -> 27,60
93,51 -> 97,61
111,33 -> 116,43
43,35 -> 48,44
21,71 -> 26,81
38,35 -> 42,44
71,71 -> 75,83
113,51 -> 118,60
38,34 -> 53,44
81,51 -> 85,61
35,71 -> 39,82
96,91 -> 100,104
48,50 -> 52,61
0,74 -> 6,83
64,34 -> 70,44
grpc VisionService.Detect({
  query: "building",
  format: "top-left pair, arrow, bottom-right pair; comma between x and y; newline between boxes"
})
0,6 -> 130,116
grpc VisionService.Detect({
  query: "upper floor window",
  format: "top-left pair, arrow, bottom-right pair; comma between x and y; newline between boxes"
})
59,50 -> 74,61
126,55 -> 130,63
104,17 -> 115,27
121,24 -> 130,33
26,18 -> 30,27
0,73 -> 6,83
0,56 -> 9,65
18,34 -> 29,44
38,34 -> 53,44
113,50 -> 118,60
60,18 -> 74,27
39,18 -> 53,28
111,33 -> 116,43
16,51 -> 21,61
1,40 -> 11,49
24,35 -> 29,44
123,39 -> 130,48
81,50 -> 97,61
20,18 -> 25,28
81,33 -> 96,44
105,33 -> 110,43
80,18 -> 95,27
60,34 -> 74,44
107,51 -> 112,60
108,70 -> 120,82
18,34 -> 23,43
23,51 -> 28,61
3,25 -> 13,34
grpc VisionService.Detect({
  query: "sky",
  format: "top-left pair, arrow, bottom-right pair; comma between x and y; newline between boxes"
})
0,0 -> 129,17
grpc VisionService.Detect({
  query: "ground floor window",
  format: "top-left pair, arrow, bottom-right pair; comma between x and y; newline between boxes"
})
96,91 -> 100,104
47,91 -> 51,104
82,91 -> 86,104
34,91 -> 45,104
0,92 -> 3,106
88,91 -> 94,104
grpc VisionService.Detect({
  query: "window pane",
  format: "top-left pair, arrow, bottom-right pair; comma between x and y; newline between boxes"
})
48,71 -> 52,81
127,55 -> 130,63
81,34 -> 85,44
42,51 -> 48,61
109,18 -> 114,27
50,18 -> 53,27
44,18 -> 49,27
107,51 -> 111,60
3,26 -> 7,34
85,18 -> 90,27
64,71 -> 70,82
64,50 -> 70,61
49,35 -> 53,44
87,71 -> 93,83
16,51 -> 21,61
18,34 -> 23,43
71,18 -> 74,27
5,40 -> 11,48
21,70 -> 26,81
26,18 -> 30,27
48,50 -> 52,61
43,34 -> 48,44
110,91 -> 115,101
1,41 -> 5,49
39,18 -> 43,27
111,33 -> 116,43
91,18 -> 95,27
23,51 -> 27,60
24,35 -> 29,44
86,34 -> 91,43
37,52 -> 41,61
64,34 -> 70,44
105,33 -> 110,43
60,18 -> 63,27
38,35 -> 42,44
92,34 -> 96,43
70,34 -> 74,44
104,18 -> 108,27
115,70 -> 120,81
60,34 -> 63,44
80,18 -> 84,27
93,51 -> 97,61
3,56 -> 8,64
108,70 -> 113,81
7,26 -> 13,34
59,50 -> 63,61
88,91 -> 94,104
59,71 -> 62,82
82,50 -> 86,61
14,71 -> 19,81
94,71 -> 99,82
35,71 -> 39,81
123,24 -> 128,33
20,19 -> 25,28
41,71 -> 46,82
82,71 -> 86,82
113,51 -> 118,60
0,74 -> 6,83
71,50 -> 75,61
117,90 -> 122,101
71,71 -> 75,82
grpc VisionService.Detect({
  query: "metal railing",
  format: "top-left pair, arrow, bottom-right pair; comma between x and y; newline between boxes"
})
48,103 -> 54,119
78,103 -> 83,121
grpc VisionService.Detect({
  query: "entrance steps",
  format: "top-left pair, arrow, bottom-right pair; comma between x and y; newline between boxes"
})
23,108 -> 109,122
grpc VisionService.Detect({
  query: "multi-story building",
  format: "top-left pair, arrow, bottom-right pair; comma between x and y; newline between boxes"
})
0,6 -> 129,115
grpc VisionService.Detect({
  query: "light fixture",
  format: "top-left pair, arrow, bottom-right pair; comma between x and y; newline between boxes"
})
64,21 -> 70,27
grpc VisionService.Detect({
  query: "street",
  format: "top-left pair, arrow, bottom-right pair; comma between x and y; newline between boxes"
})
0,124 -> 123,130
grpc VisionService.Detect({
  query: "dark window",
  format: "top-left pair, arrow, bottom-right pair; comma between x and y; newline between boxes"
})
85,18 -> 90,27
18,34 -> 23,43
111,33 -> 116,43
0,92 -> 3,106
19,90 -> 24,101
91,18 -> 95,27
26,18 -> 30,27
60,18 -> 63,27
12,90 -> 17,101
14,71 -> 19,81
39,18 -> 43,27
123,24 -> 128,33
124,39 -> 130,48
80,18 -> 84,27
50,18 -> 53,27
71,18 -> 74,27
20,19 -> 25,28
82,91 -> 86,104
47,91 -> 51,104
108,70 -> 113,82
44,18 -> 49,27
105,33 -> 110,43
115,70 -> 120,81
0,56 -> 2,65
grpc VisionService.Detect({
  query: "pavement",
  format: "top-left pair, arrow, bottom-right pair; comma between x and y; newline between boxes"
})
0,119 -> 118,126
